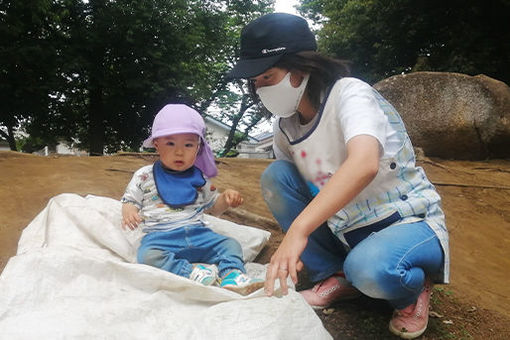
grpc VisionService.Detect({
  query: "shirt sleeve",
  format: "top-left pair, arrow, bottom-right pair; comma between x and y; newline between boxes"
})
336,78 -> 387,153
200,178 -> 220,210
120,169 -> 144,209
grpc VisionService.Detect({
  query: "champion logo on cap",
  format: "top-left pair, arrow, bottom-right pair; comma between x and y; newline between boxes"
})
227,13 -> 317,78
261,47 -> 286,54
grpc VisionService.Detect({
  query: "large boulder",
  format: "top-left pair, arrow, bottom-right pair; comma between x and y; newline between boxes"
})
374,72 -> 510,160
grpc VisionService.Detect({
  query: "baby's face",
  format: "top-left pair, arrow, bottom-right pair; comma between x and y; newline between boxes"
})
153,133 -> 200,171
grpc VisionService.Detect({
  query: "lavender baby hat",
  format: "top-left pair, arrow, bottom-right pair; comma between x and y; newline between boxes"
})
143,104 -> 218,178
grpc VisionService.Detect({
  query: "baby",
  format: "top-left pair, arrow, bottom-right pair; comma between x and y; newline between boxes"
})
121,104 -> 263,295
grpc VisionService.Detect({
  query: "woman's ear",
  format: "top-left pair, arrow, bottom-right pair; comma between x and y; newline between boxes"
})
290,71 -> 305,88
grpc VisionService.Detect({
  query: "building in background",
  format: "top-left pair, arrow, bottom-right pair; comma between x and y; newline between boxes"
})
4,115 -> 274,158
204,115 -> 273,159
0,140 -> 10,151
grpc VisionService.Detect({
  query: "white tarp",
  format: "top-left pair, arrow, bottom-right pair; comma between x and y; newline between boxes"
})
0,194 -> 331,339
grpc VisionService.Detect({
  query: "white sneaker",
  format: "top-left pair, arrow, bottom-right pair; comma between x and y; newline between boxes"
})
189,264 -> 217,286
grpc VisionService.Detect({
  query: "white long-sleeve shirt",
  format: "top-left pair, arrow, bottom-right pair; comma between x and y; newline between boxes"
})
121,164 -> 218,233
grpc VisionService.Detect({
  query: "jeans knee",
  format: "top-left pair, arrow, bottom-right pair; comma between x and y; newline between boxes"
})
261,161 -> 295,188
139,248 -> 166,267
223,238 -> 243,257
261,160 -> 298,201
344,249 -> 394,298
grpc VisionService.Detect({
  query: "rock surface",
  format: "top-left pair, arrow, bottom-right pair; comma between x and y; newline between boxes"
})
374,72 -> 510,160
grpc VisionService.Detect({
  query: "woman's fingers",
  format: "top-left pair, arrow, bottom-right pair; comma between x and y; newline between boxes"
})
264,263 -> 278,296
278,265 -> 289,295
264,230 -> 307,296
288,260 -> 298,284
265,260 -> 296,296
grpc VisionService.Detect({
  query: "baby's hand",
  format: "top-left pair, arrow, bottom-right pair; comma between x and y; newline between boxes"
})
122,203 -> 142,230
223,189 -> 244,208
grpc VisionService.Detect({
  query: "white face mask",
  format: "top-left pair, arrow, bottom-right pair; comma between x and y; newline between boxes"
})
256,72 -> 310,118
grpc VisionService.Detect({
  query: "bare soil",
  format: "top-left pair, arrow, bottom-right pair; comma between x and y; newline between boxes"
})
1,151 -> 509,339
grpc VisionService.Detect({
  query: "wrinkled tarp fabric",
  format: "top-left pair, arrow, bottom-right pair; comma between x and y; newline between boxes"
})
0,194 -> 331,340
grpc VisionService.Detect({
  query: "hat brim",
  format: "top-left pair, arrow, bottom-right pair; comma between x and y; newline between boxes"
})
142,128 -> 202,148
227,54 -> 284,79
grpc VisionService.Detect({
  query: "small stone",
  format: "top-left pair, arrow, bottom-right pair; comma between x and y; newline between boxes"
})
322,308 -> 335,315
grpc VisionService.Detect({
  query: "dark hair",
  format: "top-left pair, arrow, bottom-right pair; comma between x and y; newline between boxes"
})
248,51 -> 350,113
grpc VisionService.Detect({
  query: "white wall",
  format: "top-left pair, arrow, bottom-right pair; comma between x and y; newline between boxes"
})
204,122 -> 228,153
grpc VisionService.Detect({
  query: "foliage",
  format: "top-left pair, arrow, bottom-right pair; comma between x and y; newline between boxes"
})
0,0 -> 62,150
16,135 -> 46,154
1,0 -> 274,154
299,0 -> 510,84
224,149 -> 240,158
201,2 -> 273,156
213,79 -> 268,157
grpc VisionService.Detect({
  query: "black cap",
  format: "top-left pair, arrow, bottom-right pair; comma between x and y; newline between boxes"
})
227,13 -> 317,79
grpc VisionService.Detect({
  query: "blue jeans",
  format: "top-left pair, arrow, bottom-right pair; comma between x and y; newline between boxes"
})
260,160 -> 346,282
137,226 -> 245,278
261,160 -> 444,309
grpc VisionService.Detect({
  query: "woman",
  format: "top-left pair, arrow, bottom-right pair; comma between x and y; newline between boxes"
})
227,13 -> 449,339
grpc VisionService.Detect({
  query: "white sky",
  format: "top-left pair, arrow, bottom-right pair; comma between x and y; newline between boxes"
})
274,0 -> 299,14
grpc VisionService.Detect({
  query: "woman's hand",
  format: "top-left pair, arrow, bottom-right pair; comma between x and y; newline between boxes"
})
265,226 -> 307,296
122,203 -> 142,230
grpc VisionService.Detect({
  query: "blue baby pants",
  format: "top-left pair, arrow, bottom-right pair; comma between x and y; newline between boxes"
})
137,226 -> 245,279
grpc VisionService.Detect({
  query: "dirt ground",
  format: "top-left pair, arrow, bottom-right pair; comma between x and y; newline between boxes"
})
1,151 -> 509,339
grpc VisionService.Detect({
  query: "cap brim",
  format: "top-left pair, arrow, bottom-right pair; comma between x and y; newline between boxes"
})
142,127 -> 202,148
226,54 -> 284,79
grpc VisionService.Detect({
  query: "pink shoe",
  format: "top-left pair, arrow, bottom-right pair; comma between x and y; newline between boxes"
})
389,279 -> 433,339
299,273 -> 361,309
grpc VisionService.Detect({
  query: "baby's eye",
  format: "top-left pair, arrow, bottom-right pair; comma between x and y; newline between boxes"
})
185,143 -> 196,148
166,141 -> 175,146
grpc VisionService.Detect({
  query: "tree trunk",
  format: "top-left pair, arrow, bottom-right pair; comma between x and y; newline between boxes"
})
0,124 -> 18,151
221,95 -> 254,156
87,0 -> 106,156
88,85 -> 105,156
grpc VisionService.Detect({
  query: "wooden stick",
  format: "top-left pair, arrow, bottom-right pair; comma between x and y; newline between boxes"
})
432,181 -> 510,190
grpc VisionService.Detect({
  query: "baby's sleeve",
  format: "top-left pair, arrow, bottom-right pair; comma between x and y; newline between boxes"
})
201,179 -> 220,211
120,170 -> 144,209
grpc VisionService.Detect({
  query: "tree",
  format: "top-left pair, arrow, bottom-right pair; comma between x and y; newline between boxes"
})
0,0 -> 62,150
202,1 -> 274,156
300,0 -> 510,84
56,0 -> 245,155
213,79 -> 267,157
1,0 -> 275,154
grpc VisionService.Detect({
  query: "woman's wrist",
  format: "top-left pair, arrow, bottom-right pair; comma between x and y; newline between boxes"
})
288,218 -> 314,240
